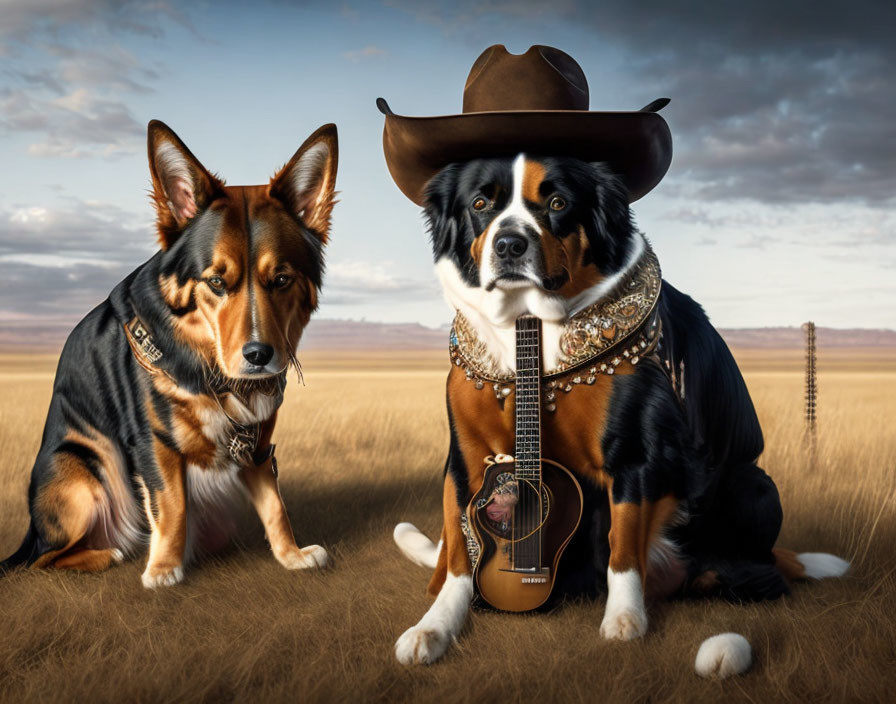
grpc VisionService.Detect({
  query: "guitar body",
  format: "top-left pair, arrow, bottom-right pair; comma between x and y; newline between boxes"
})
468,458 -> 584,612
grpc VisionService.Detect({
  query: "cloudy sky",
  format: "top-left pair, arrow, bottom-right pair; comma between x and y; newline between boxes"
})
1,0 -> 893,334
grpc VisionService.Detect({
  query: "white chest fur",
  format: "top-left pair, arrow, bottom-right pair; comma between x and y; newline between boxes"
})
436,233 -> 648,375
182,389 -> 280,561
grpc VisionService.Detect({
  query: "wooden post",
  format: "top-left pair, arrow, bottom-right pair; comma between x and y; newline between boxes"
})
802,321 -> 817,453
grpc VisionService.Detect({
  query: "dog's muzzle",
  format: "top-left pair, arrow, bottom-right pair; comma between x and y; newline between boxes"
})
488,220 -> 543,290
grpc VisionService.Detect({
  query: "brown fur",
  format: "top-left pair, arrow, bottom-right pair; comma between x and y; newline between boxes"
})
607,494 -> 680,580
13,122 -> 338,585
31,453 -> 103,567
441,357 -> 679,596
141,437 -> 187,582
148,123 -> 225,250
554,226 -> 603,298
773,547 -> 808,581
521,160 -> 546,204
518,160 -> 603,295
148,122 -> 335,381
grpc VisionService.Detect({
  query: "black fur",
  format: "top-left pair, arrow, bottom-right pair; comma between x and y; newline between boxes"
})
601,358 -> 699,506
423,157 -> 636,287
1,195 -> 323,571
427,155 -> 788,603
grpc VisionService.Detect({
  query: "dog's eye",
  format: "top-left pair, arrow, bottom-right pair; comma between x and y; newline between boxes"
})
272,274 -> 293,289
549,197 -> 566,211
207,276 -> 225,293
471,196 -> 488,211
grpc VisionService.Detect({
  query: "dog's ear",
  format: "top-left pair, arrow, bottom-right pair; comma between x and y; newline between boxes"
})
423,164 -> 461,262
147,120 -> 224,250
588,162 -> 635,273
269,124 -> 338,244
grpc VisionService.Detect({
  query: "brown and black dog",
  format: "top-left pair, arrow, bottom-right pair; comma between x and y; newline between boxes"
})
1,120 -> 338,587
392,154 -> 849,667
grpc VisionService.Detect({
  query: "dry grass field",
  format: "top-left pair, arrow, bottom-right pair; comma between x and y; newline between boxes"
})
1,347 -> 895,703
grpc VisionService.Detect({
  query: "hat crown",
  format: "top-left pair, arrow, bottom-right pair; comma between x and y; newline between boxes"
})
462,44 -> 590,113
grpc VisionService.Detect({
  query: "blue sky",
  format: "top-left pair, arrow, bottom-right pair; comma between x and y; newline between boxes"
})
1,0 -> 894,332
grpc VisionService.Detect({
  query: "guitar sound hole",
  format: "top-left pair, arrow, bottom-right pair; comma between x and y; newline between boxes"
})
477,472 -> 550,541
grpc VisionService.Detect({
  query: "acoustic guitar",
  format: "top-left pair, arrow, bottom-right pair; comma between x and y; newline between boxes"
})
467,315 -> 584,612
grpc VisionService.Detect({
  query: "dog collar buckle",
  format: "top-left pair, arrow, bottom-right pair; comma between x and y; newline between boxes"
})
126,317 -> 164,364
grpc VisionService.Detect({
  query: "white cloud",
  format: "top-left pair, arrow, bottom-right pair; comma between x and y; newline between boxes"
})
324,260 -> 436,304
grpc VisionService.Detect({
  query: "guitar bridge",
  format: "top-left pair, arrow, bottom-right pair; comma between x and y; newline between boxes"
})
499,566 -> 551,584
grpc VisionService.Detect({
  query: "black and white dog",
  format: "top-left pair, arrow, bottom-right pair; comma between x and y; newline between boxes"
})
392,153 -> 849,672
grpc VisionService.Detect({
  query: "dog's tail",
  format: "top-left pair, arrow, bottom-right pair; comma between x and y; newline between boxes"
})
0,522 -> 40,575
693,550 -> 849,678
774,547 -> 851,581
393,523 -> 441,569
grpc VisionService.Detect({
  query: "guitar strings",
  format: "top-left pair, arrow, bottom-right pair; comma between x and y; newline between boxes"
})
514,317 -> 541,569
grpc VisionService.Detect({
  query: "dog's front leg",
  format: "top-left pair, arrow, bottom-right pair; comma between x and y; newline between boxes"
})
600,494 -> 679,640
142,443 -> 188,588
240,454 -> 328,570
395,473 -> 473,665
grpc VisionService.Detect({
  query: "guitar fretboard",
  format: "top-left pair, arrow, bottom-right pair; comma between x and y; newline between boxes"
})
515,316 -> 542,481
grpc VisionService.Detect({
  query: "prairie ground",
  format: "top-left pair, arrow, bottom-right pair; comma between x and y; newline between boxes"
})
0,348 -> 894,703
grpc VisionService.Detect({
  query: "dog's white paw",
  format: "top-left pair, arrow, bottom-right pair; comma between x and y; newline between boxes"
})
141,564 -> 184,589
395,623 -> 452,665
601,568 -> 648,640
395,573 -> 472,665
279,545 -> 329,570
600,606 -> 648,641
695,633 -> 752,678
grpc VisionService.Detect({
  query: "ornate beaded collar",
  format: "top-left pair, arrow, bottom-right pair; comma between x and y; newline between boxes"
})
449,245 -> 662,409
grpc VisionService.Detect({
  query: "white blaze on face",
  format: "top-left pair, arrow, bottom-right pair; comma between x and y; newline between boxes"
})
434,153 -> 643,374
478,153 -> 543,291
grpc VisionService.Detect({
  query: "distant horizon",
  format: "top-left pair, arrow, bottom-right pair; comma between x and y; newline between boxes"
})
2,315 -> 894,354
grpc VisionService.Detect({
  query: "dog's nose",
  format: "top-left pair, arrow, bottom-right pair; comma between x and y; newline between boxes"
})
494,233 -> 528,259
242,342 -> 274,367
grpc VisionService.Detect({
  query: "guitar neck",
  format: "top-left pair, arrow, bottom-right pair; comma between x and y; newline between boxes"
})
515,315 -> 542,481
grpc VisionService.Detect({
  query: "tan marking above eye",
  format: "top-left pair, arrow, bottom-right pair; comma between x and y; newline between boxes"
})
255,251 -> 298,289
522,160 -> 546,203
158,274 -> 195,309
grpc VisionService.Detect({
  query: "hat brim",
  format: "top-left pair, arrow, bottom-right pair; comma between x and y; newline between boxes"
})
381,109 -> 672,206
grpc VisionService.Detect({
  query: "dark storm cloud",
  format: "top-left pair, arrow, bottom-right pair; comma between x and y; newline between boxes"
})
0,201 -> 154,260
0,0 -> 193,47
390,0 -> 896,205
0,200 -> 154,318
0,259 -> 134,318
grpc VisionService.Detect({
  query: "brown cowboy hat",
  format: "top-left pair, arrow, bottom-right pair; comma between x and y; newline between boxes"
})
377,44 -> 672,206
